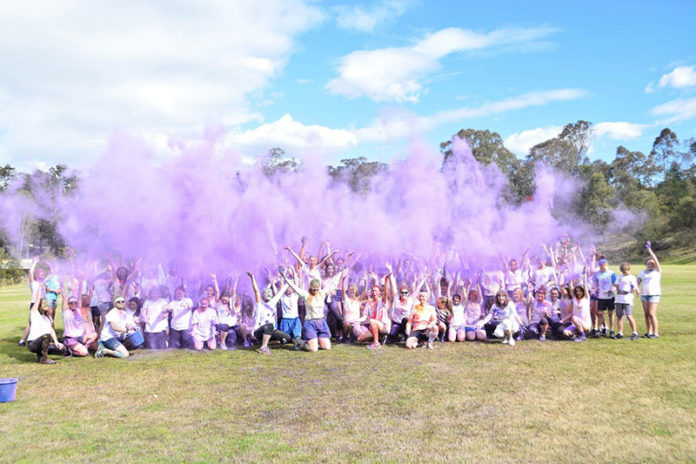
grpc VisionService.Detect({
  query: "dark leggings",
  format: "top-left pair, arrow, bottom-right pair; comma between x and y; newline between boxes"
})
27,334 -> 51,361
484,321 -> 502,338
387,318 -> 408,343
325,300 -> 344,337
168,328 -> 192,349
145,331 -> 167,349
253,323 -> 291,345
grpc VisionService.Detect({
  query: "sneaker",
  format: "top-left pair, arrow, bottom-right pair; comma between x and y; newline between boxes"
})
40,358 -> 57,365
615,333 -> 624,339
648,334 -> 660,339
367,342 -> 381,350
509,338 -> 516,346
293,340 -> 306,351
609,331 -> 616,339
539,335 -> 546,341
95,342 -> 105,359
601,328 -> 608,337
501,337 -> 509,345
590,330 -> 600,338
643,332 -> 651,338
426,341 -> 434,349
257,346 -> 271,355
18,339 -> 26,347
574,334 -> 586,342
220,342 -> 227,350
243,340 -> 252,348
629,333 -> 639,341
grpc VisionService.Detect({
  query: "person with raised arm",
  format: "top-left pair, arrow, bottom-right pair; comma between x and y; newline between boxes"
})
562,268 -> 592,342
405,291 -> 438,349
191,297 -> 218,351
248,271 -> 291,354
463,278 -> 486,341
141,285 -> 170,349
638,241 -> 662,339
527,287 -> 554,341
386,265 -> 426,344
448,273 -> 468,342
500,248 -> 529,298
26,297 -> 64,364
278,267 -> 304,347
614,263 -> 640,341
280,266 -> 342,353
19,256 -> 45,347
285,238 -> 339,288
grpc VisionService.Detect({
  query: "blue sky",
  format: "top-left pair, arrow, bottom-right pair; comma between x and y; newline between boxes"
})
0,0 -> 694,171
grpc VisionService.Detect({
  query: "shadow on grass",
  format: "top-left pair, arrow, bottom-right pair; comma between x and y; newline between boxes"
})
1,337 -> 40,363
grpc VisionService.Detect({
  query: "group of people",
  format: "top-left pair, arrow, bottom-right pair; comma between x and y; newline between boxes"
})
18,236 -> 664,363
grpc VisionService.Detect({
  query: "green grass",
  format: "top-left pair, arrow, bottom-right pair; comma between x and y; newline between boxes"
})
1,266 -> 695,463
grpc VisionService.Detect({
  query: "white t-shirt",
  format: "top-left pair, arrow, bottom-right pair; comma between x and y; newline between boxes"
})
638,269 -> 661,296
504,269 -> 524,292
100,309 -> 133,341
253,301 -> 277,331
280,293 -> 300,319
217,303 -> 238,327
532,267 -> 555,291
572,298 -> 592,328
192,308 -> 218,341
143,299 -> 169,333
615,274 -> 638,305
62,308 -> 84,338
392,296 -> 415,323
450,303 -> 465,327
168,297 -> 194,331
594,270 -> 617,299
28,309 -> 53,341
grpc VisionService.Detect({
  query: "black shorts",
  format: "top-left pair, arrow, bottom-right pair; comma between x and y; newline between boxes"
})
597,298 -> 615,311
408,329 -> 429,341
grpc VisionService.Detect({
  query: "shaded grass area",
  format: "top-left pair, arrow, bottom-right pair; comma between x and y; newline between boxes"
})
1,265 -> 695,463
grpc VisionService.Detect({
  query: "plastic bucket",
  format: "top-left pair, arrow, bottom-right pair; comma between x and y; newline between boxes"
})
0,378 -> 17,403
126,329 -> 144,348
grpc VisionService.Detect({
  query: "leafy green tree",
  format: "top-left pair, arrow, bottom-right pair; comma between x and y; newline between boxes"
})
259,147 -> 301,178
527,120 -> 591,175
0,164 -> 15,192
328,156 -> 388,193
577,171 -> 615,226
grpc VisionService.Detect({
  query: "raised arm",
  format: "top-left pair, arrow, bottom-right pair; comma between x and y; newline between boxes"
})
247,272 -> 261,304
284,245 -> 306,267
647,242 -> 661,273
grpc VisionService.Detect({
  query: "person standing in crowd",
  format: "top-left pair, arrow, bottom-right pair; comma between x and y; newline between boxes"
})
638,242 -> 662,339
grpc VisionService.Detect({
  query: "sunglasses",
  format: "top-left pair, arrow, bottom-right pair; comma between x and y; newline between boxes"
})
115,300 -> 125,304
400,291 -> 409,295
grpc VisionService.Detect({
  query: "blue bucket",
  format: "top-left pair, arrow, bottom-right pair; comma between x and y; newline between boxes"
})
0,378 -> 17,403
126,329 -> 144,348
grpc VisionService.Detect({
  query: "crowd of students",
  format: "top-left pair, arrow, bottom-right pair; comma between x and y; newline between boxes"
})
18,236 -> 664,363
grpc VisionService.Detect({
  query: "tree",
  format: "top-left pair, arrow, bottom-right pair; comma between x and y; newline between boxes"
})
440,128 -> 531,203
610,146 -> 660,190
577,172 -> 615,226
259,147 -> 300,178
328,156 -> 388,193
527,120 -> 591,175
0,164 -> 15,192
650,128 -> 682,176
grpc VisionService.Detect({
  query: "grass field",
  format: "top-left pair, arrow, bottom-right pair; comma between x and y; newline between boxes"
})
1,265 -> 695,463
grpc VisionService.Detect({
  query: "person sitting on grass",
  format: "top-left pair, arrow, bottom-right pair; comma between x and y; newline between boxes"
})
191,297 -> 218,351
95,297 -> 136,359
477,290 -> 523,346
26,298 -> 65,364
364,283 -> 391,350
562,272 -> 592,342
405,292 -> 438,350
527,287 -> 554,341
61,293 -> 97,357
614,262 -> 640,341
248,271 -> 292,354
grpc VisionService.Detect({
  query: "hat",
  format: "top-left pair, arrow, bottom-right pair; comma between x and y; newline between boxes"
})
598,258 -> 608,265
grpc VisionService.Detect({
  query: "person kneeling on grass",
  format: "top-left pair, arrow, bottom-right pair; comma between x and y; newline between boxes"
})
26,298 -> 65,364
191,297 -> 218,351
96,297 -> 136,359
562,272 -> 592,342
405,292 -> 438,349
249,272 -> 292,354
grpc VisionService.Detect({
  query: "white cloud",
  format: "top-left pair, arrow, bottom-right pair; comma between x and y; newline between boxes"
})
651,97 -> 696,123
645,82 -> 655,94
355,88 -> 586,142
658,66 -> 696,89
0,0 -> 323,169
504,126 -> 562,156
227,114 -> 357,156
326,26 -> 558,103
593,122 -> 648,140
334,0 -> 415,32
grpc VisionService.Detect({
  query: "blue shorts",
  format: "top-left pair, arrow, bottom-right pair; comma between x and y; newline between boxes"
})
280,317 -> 302,339
102,337 -> 124,351
465,326 -> 480,333
304,318 -> 330,340
641,295 -> 660,303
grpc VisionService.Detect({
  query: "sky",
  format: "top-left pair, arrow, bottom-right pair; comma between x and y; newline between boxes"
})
0,0 -> 694,172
